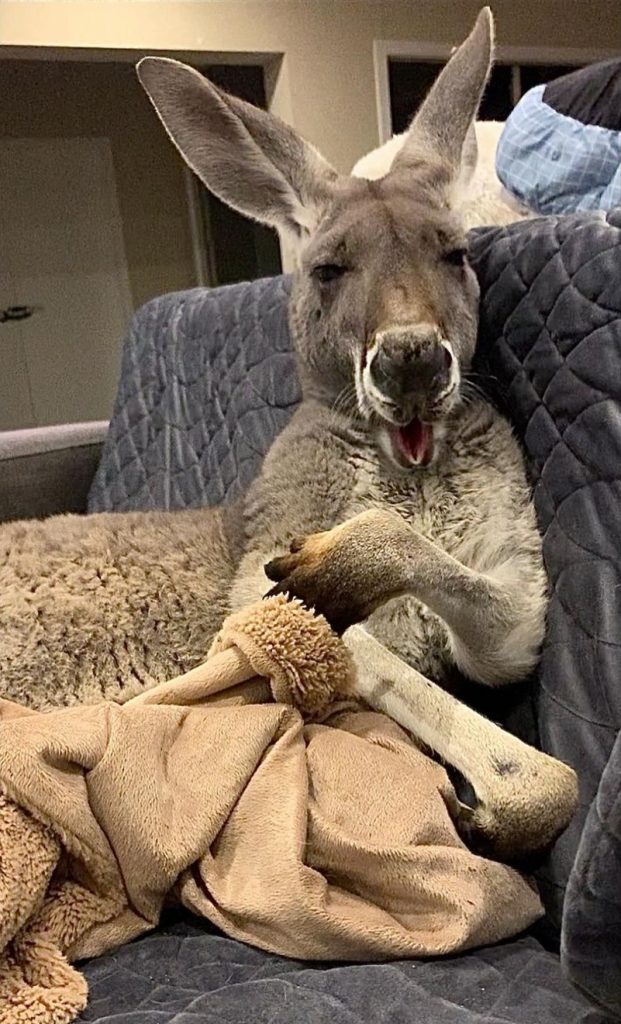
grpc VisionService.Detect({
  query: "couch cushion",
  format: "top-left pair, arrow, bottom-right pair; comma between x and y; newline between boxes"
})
80,922 -> 608,1024
562,728 -> 621,1016
0,421 -> 107,522
468,211 -> 621,953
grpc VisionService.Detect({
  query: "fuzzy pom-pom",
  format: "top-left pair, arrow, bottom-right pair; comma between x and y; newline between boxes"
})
214,596 -> 355,716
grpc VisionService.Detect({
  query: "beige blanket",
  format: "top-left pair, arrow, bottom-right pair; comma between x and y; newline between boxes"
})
0,596 -> 542,1024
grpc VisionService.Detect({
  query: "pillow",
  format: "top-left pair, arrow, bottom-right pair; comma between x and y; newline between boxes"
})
496,59 -> 621,214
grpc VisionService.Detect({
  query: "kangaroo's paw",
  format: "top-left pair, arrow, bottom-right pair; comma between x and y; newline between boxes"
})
264,509 -> 408,633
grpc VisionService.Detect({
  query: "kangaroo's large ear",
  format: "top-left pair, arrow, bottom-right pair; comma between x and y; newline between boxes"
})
390,8 -> 494,195
137,57 -> 339,242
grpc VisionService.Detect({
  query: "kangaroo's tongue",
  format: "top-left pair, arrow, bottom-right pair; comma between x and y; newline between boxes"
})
395,418 -> 433,466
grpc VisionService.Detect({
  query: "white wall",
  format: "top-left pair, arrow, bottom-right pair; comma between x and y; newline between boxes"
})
2,0 -> 619,282
3,0 -> 621,175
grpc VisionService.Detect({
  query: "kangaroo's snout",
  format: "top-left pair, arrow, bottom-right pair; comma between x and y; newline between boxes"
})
368,324 -> 455,422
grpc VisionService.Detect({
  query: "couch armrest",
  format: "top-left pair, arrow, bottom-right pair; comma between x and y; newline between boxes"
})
0,421 -> 108,523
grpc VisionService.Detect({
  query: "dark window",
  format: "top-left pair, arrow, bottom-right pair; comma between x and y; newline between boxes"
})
519,63 -> 582,92
388,60 -> 444,133
388,58 -> 585,136
479,64 -> 514,120
389,59 -> 514,133
196,64 -> 282,285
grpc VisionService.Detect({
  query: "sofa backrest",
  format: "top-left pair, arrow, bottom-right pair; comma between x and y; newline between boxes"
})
89,276 -> 296,514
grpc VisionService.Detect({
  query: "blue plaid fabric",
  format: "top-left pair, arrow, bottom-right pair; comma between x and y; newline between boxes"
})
496,84 -> 621,214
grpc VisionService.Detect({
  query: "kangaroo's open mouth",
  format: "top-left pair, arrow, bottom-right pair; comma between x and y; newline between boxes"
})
392,418 -> 434,467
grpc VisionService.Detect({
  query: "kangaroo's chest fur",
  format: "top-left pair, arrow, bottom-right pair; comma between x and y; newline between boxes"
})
234,397 -> 537,684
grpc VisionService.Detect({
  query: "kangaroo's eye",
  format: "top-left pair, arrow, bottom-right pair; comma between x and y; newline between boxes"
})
312,263 -> 348,284
443,248 -> 468,268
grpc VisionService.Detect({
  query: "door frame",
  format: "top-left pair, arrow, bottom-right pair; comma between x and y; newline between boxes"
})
1,46 -> 286,277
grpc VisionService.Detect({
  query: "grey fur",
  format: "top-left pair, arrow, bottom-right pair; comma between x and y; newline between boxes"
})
0,12 -> 547,807
0,508 -> 238,707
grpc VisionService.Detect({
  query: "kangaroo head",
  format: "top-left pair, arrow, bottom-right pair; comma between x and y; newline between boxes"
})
138,8 -> 493,470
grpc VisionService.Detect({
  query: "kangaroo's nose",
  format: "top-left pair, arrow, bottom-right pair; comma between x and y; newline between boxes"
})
369,325 -> 452,414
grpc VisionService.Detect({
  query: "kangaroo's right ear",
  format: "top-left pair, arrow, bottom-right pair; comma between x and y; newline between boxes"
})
390,7 -> 493,198
137,57 -> 339,243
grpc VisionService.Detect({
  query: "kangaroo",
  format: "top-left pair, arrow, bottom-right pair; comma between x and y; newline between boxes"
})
134,6 -> 546,682
0,11 -> 565,855
137,5 -> 553,823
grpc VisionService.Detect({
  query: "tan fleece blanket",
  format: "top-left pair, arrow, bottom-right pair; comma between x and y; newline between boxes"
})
0,596 -> 542,1024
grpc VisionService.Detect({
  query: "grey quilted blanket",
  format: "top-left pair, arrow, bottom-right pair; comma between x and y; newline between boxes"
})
87,211 -> 621,1022
89,277 -> 296,511
79,925 -> 603,1024
469,211 -> 621,1017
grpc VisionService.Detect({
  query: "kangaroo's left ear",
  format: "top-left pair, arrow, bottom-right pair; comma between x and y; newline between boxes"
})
137,57 -> 340,247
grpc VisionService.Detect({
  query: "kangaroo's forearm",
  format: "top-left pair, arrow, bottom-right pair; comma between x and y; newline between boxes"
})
395,532 -> 513,639
264,509 -> 545,684
392,532 -> 544,685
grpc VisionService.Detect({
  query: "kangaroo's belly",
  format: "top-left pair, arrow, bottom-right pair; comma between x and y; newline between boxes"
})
233,398 -> 533,684
347,481 -> 463,684
334,421 -> 510,683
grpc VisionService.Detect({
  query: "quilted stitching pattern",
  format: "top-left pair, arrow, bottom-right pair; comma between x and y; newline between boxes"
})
562,731 -> 621,1016
88,277 -> 297,512
469,212 -> 621,953
80,926 -> 607,1023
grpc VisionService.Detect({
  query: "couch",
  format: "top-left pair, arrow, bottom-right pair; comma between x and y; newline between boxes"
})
2,211 -> 620,1023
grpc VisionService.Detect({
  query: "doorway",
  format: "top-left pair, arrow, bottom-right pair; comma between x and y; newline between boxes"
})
0,56 -> 281,430
0,137 -> 132,429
